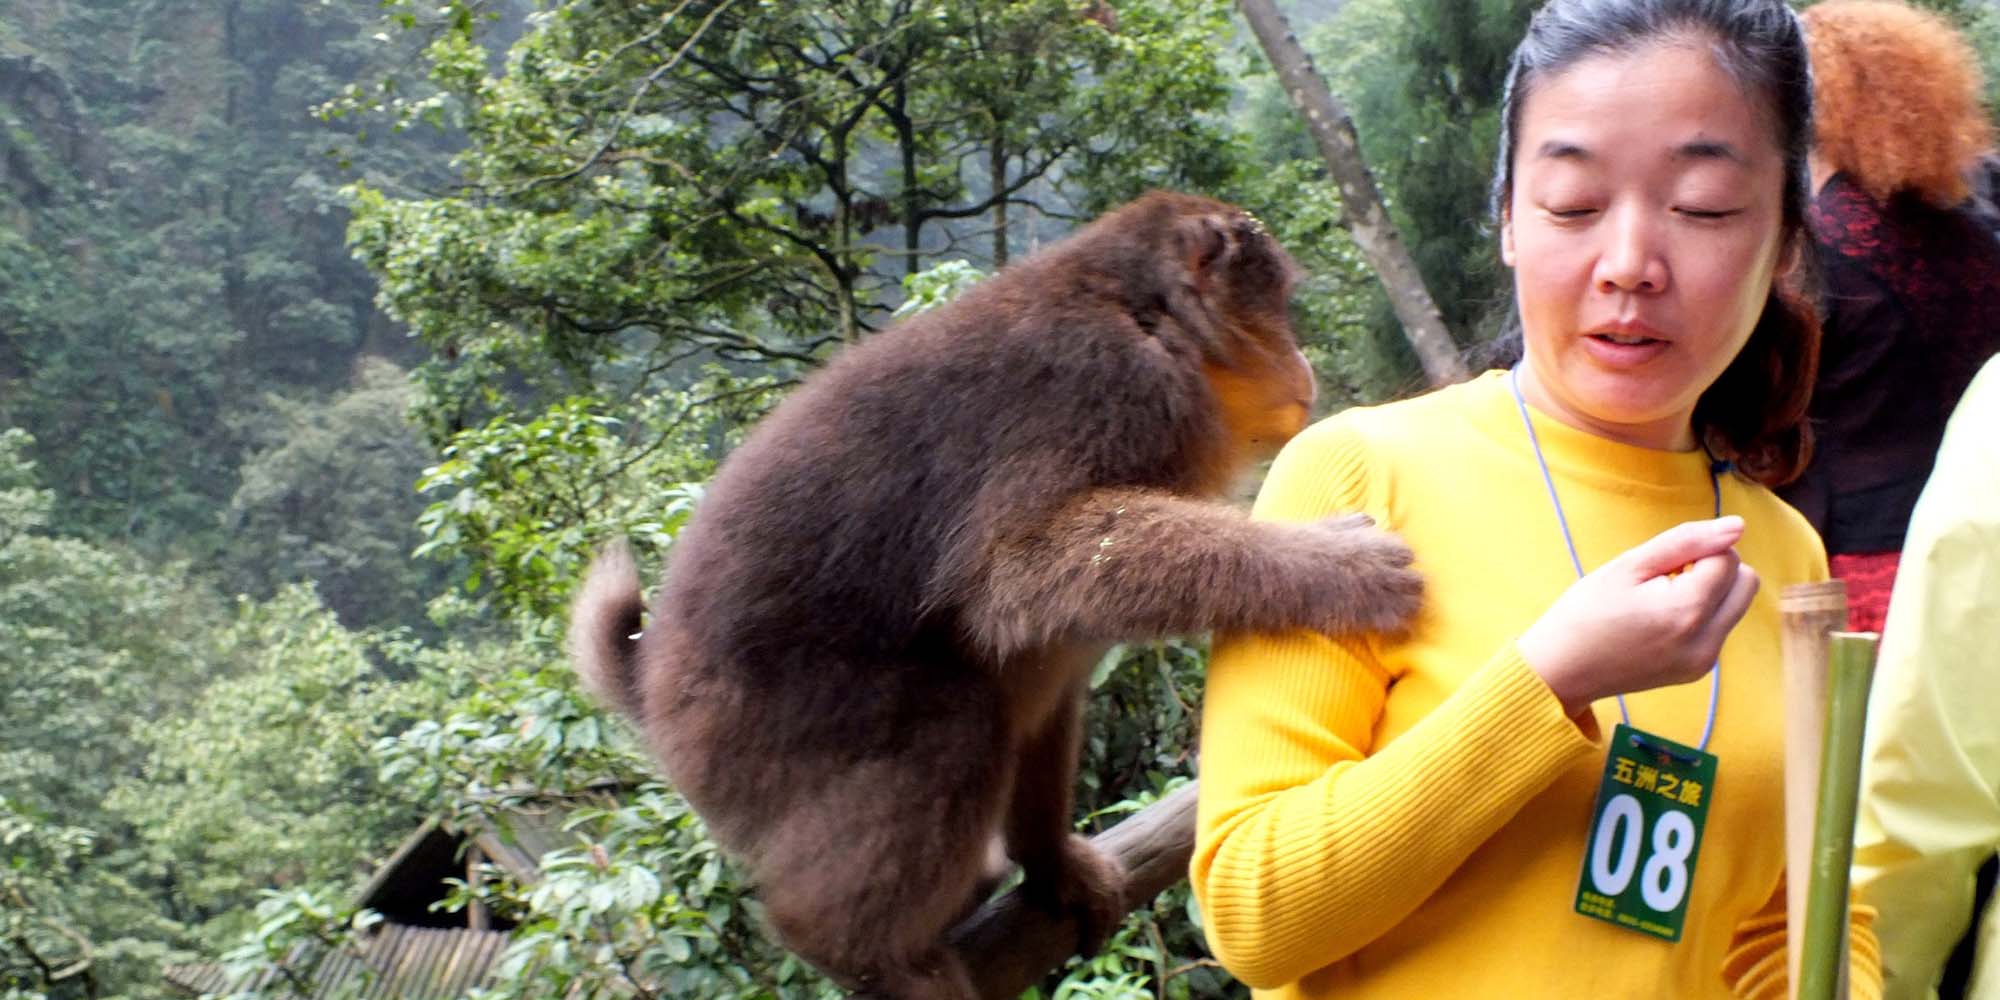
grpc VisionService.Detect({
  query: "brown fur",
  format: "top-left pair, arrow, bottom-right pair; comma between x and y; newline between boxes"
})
569,191 -> 1422,999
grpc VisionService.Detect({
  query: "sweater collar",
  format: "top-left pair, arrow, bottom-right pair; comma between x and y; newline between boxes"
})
1461,369 -> 1719,497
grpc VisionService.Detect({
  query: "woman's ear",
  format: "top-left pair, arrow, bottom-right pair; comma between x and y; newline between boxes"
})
1500,208 -> 1518,267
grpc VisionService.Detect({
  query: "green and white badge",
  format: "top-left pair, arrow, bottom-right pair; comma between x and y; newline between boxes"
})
1573,723 -> 1717,942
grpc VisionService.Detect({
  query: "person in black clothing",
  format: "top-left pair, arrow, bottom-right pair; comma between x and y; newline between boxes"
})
1781,0 -> 2000,634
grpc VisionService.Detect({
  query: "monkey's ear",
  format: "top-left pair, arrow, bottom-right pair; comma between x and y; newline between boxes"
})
1176,212 -> 1237,283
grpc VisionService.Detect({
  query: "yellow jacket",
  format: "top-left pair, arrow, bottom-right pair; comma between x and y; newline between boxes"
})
1193,371 -> 1880,998
1854,355 -> 2000,1000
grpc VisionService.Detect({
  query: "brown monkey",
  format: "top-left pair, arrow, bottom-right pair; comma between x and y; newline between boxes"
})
569,191 -> 1422,1000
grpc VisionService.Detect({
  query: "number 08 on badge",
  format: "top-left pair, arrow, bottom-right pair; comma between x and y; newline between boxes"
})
1574,723 -> 1717,941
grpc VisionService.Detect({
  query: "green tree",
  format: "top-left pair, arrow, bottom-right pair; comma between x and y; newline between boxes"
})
0,429 -> 220,998
111,586 -> 436,945
0,1 -> 442,551
221,358 -> 453,633
341,0 -> 1244,443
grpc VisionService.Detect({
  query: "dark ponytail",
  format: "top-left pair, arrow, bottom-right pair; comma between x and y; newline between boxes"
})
1696,277 -> 1819,486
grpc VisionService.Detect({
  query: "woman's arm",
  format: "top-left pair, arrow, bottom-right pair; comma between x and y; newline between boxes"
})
1193,635 -> 1597,986
1720,878 -> 1882,999
1190,419 -> 1598,987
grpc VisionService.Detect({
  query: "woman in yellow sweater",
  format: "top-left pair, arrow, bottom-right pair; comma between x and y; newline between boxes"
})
1192,0 -> 1881,996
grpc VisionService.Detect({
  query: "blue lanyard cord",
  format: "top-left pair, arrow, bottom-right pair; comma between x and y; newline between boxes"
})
1507,365 -> 1723,753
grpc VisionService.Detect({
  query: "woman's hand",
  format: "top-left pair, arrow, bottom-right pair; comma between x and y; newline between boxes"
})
1517,516 -> 1760,717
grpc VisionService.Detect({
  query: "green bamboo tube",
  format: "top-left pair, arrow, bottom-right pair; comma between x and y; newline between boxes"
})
1797,631 -> 1878,1000
1781,580 -> 1847,997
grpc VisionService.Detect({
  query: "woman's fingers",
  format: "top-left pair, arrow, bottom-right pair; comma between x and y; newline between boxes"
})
1616,516 -> 1745,582
1690,562 -> 1761,662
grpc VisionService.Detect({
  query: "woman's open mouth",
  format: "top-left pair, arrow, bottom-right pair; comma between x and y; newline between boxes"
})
1583,328 -> 1670,365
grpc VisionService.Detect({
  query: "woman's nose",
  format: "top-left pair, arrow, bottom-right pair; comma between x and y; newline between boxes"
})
1593,207 -> 1669,294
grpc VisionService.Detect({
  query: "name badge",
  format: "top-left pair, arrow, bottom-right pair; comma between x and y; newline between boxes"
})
1573,723 -> 1717,941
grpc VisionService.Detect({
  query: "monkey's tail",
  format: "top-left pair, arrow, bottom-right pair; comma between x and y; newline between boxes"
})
568,540 -> 647,719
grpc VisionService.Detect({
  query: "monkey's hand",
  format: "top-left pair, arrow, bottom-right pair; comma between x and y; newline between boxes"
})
968,491 -> 1424,658
1021,834 -> 1128,960
1278,512 -> 1424,637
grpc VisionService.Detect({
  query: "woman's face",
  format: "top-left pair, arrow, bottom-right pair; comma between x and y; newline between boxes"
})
1502,37 -> 1788,451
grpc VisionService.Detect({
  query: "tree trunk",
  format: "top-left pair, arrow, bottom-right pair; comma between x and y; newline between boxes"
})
1236,0 -> 1468,387
952,782 -> 1199,999
990,131 -> 1009,269
893,78 -> 923,279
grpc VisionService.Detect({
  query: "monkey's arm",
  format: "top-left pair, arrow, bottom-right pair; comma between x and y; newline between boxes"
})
963,487 -> 1420,660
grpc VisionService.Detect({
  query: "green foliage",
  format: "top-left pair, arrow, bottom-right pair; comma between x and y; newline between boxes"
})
222,358 -> 453,633
481,789 -> 837,1000
0,432 -> 224,841
0,0 -> 439,558
1304,0 -> 1531,377
340,0 -> 1246,442
1234,0 -> 1530,393
214,888 -> 385,1000
360,641 -> 838,999
894,259 -> 988,319
112,586 -> 436,944
0,432 -> 220,998
2,431 -> 434,996
2,797 -> 106,1000
412,373 -> 776,623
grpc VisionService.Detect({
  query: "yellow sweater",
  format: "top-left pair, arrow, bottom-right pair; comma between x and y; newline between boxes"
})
1192,371 -> 1881,999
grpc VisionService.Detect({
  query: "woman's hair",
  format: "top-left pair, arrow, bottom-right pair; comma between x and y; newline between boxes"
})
1487,0 -> 1820,487
1803,0 -> 1993,206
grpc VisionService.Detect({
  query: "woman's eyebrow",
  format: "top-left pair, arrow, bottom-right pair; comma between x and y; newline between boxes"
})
1532,138 -> 1749,165
1674,139 -> 1747,165
1535,139 -> 1592,161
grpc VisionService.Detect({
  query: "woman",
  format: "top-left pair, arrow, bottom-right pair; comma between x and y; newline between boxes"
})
1192,0 -> 1880,996
1776,0 -> 2000,635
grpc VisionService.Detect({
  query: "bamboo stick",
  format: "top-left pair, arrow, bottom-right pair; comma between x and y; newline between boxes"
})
1781,580 -> 1848,999
1797,632 -> 1879,1000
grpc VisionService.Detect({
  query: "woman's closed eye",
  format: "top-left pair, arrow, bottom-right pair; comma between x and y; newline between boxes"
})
1675,206 -> 1744,221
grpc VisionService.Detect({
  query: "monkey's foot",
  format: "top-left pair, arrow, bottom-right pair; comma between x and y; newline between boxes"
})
846,945 -> 977,1000
1023,834 -> 1128,959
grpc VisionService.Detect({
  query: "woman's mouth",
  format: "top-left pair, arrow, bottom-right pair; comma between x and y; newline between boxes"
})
1583,329 -> 1670,365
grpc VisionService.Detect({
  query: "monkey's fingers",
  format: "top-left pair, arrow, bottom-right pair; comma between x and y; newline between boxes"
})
1299,524 -> 1425,636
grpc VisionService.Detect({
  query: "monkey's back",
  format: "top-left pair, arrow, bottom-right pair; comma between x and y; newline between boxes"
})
631,197 -> 1238,851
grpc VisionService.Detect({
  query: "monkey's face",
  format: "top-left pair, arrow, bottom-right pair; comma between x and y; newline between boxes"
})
1204,341 -> 1315,463
1186,213 -> 1318,462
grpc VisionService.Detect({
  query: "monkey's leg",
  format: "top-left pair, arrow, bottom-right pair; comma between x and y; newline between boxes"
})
1004,678 -> 1127,957
968,487 -> 1419,658
755,691 -> 1002,1000
842,949 -> 979,1000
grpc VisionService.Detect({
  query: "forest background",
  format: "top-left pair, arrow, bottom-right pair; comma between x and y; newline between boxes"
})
3,2 -> 1995,998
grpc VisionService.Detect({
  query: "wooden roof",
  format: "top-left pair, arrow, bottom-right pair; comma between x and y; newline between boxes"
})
163,924 -> 511,998
165,796 -> 615,998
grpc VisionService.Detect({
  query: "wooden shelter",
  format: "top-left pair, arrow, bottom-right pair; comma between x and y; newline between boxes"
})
163,804 -> 588,999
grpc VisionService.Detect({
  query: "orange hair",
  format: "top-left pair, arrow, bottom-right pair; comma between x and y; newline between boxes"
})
1803,0 -> 1994,205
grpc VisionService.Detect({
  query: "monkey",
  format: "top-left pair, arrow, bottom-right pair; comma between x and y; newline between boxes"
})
568,191 -> 1424,1000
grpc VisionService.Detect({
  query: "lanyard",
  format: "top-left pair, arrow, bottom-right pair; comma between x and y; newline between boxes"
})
1508,365 -> 1724,753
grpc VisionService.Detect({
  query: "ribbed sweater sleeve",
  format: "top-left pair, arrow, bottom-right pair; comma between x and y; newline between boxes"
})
1190,418 -> 1601,989
1719,879 -> 1882,999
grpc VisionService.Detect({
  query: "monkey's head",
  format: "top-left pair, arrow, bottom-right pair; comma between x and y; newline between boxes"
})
1137,193 -> 1318,466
